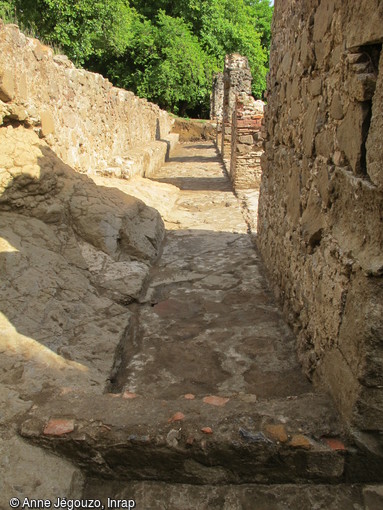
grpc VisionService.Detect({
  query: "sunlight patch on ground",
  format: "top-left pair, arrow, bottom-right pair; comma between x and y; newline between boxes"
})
0,312 -> 88,372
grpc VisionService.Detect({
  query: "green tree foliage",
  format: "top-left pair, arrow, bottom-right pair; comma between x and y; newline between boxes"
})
0,0 -> 273,116
103,11 -> 217,116
115,0 -> 273,101
0,0 -> 16,23
11,0 -> 134,65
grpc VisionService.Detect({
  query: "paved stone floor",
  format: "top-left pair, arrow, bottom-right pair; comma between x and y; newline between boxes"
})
112,142 -> 314,402
16,143 -> 383,508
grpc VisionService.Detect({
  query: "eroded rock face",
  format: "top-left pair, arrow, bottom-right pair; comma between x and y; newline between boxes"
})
258,0 -> 383,430
0,19 -> 180,499
0,123 -> 168,499
0,125 -> 165,394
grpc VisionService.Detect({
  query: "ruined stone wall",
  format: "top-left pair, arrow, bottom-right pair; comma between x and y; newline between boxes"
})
0,21 -> 176,177
230,93 -> 264,190
210,73 -> 224,121
258,0 -> 383,430
221,54 -> 252,169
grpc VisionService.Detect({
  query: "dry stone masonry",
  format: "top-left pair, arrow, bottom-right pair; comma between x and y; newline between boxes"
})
210,72 -> 224,122
221,54 -> 252,169
216,54 -> 265,192
0,21 -> 177,179
230,93 -> 265,190
258,0 -> 383,432
210,72 -> 224,148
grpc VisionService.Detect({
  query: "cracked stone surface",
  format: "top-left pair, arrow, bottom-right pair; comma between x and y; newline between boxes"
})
0,125 -> 166,504
110,142 -> 314,402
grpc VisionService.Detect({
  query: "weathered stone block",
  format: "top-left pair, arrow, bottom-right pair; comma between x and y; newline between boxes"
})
303,100 -> 318,157
286,163 -> 301,224
313,0 -> 335,42
330,92 -> 344,120
315,129 -> 334,159
301,188 -> 325,247
349,73 -> 377,102
363,485 -> 383,510
0,70 -> 14,102
366,51 -> 383,190
238,134 -> 254,144
309,77 -> 322,97
338,273 -> 383,387
337,102 -> 370,174
41,110 -> 55,137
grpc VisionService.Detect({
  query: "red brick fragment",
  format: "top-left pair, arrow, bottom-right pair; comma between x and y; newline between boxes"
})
203,395 -> 229,407
201,427 -> 213,434
43,418 -> 75,436
184,394 -> 195,400
168,412 -> 185,423
322,437 -> 346,451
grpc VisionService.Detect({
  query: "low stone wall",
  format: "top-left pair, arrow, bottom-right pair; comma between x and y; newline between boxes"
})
258,0 -> 383,431
0,21 -> 178,177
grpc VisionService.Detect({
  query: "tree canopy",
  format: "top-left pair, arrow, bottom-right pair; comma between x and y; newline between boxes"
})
0,0 -> 273,117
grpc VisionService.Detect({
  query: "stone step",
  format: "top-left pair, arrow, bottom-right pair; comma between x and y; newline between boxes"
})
83,479 -> 383,510
19,392 -> 383,485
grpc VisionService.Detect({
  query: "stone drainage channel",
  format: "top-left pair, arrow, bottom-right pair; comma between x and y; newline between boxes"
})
21,143 -> 383,508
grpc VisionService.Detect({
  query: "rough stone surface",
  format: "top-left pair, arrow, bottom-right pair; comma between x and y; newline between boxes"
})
220,54 -> 252,168
84,480 -> 368,510
17,144 -> 383,499
0,20 -> 176,178
363,485 -> 383,510
0,387 -> 84,503
0,124 -> 166,506
210,73 -> 224,121
366,50 -> 383,190
230,93 -> 265,190
258,0 -> 383,431
1,13 -> 382,508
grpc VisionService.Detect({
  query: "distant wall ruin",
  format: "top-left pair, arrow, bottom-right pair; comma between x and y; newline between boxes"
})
221,54 -> 252,169
230,93 -> 264,190
215,54 -> 265,191
258,0 -> 383,431
0,21 -> 177,179
210,72 -> 224,122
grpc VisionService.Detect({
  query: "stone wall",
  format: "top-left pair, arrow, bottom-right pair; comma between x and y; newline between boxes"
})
221,54 -> 252,169
230,93 -> 264,190
214,54 -> 265,192
211,73 -> 224,151
0,21 -> 177,178
210,73 -> 224,121
258,0 -> 383,431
